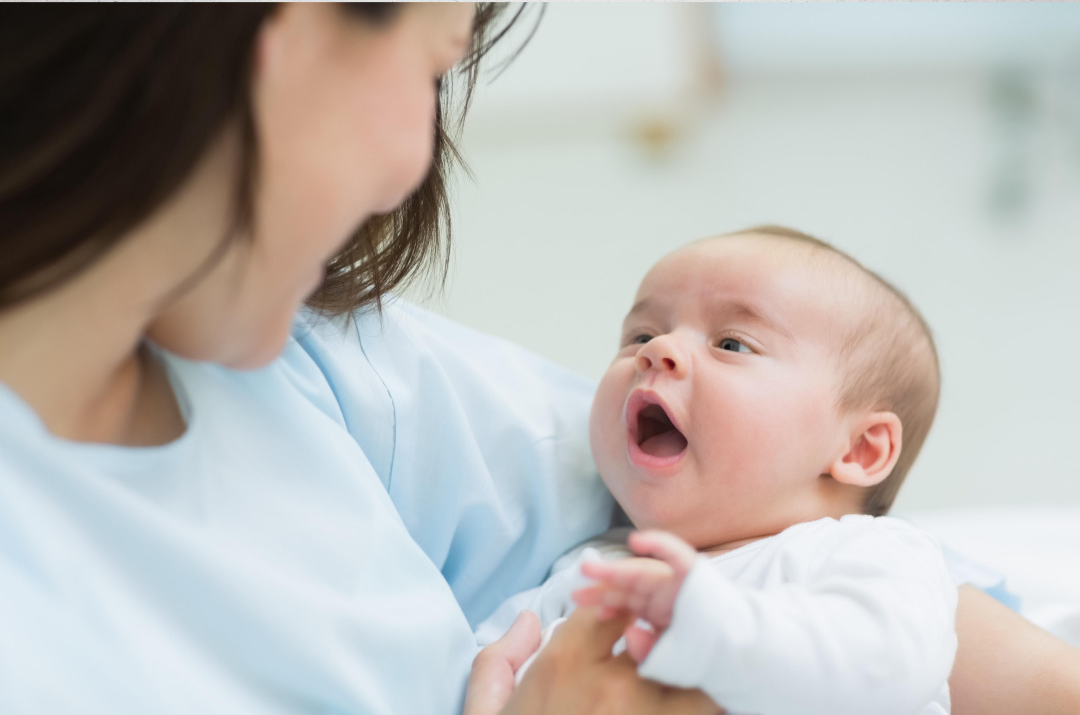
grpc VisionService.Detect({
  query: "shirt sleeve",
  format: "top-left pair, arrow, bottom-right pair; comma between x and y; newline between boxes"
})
292,301 -> 615,626
638,519 -> 958,715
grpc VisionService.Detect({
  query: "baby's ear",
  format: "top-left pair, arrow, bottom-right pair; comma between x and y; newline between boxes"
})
828,412 -> 902,488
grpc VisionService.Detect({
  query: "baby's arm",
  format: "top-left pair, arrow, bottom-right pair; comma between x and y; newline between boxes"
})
579,520 -> 957,715
572,530 -> 696,662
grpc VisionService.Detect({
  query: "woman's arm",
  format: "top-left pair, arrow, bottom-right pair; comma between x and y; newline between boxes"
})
466,607 -> 720,715
951,585 -> 1080,715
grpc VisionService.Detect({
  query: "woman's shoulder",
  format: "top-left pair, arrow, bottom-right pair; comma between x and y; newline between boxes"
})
291,300 -> 595,397
288,299 -> 598,443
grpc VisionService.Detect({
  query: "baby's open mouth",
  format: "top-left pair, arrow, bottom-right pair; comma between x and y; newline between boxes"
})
636,403 -> 688,458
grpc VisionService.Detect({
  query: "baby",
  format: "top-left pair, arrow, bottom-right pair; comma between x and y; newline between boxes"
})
476,226 -> 957,715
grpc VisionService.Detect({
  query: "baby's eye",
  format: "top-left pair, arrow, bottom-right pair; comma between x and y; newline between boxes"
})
632,334 -> 653,345
718,337 -> 751,353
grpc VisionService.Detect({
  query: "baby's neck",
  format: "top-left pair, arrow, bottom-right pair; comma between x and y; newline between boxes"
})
696,507 -> 870,557
700,534 -> 774,557
693,486 -> 872,556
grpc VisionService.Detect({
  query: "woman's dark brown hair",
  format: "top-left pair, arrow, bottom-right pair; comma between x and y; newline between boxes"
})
0,3 -> 523,314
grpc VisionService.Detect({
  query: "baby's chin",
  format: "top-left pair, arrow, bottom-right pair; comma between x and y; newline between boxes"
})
614,502 -> 696,544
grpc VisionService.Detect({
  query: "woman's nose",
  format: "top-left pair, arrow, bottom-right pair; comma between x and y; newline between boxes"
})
635,335 -> 688,378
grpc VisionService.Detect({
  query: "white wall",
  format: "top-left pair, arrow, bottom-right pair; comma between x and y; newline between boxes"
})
406,3 -> 1080,511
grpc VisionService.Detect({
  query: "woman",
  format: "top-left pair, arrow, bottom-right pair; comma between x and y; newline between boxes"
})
0,5 -> 1075,714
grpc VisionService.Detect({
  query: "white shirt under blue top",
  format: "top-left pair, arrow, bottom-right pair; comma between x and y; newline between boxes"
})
0,301 -> 615,714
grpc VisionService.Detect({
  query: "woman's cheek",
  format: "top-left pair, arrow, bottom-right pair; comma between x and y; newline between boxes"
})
373,86 -> 437,214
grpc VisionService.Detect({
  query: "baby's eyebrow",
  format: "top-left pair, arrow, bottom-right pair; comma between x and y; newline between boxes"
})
625,295 -> 793,341
724,300 -> 794,341
626,297 -> 655,318
626,296 -> 793,341
624,297 -> 668,326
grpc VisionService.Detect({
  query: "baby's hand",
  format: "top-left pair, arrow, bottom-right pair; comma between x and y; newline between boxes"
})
572,530 -> 697,662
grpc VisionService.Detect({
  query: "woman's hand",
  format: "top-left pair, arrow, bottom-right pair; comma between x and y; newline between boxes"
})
465,611 -> 542,715
471,606 -> 720,715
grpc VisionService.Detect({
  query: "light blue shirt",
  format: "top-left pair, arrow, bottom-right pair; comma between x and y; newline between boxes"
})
0,301 -> 615,714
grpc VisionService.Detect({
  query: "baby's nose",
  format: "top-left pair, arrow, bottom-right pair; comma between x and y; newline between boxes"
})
635,336 -> 687,377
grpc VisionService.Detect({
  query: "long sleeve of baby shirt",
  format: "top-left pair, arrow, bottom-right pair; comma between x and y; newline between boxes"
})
637,515 -> 957,715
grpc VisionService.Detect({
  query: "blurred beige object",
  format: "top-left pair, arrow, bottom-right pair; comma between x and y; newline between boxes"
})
629,4 -> 726,160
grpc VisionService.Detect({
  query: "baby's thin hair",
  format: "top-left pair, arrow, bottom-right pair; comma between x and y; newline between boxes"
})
732,225 -> 941,516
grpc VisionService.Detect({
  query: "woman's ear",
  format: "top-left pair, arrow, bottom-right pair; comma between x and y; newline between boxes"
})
828,412 -> 902,488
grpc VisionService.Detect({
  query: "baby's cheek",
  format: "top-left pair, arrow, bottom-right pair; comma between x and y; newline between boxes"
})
589,372 -> 625,467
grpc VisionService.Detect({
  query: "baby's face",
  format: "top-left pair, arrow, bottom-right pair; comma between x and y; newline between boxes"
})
590,236 -> 857,550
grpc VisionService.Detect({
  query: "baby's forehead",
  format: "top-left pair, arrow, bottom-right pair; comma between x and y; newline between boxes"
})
643,233 -> 875,329
656,233 -> 859,292
684,232 -> 832,264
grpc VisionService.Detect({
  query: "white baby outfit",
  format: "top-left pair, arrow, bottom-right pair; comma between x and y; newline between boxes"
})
477,515 -> 957,715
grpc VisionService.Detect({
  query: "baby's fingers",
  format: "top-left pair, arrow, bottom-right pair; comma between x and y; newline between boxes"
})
572,585 -> 608,608
572,585 -> 648,614
624,623 -> 660,663
582,557 -> 674,592
628,530 -> 698,575
580,559 -> 631,583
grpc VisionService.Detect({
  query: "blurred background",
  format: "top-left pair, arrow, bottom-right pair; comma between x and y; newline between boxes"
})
406,2 -> 1080,512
